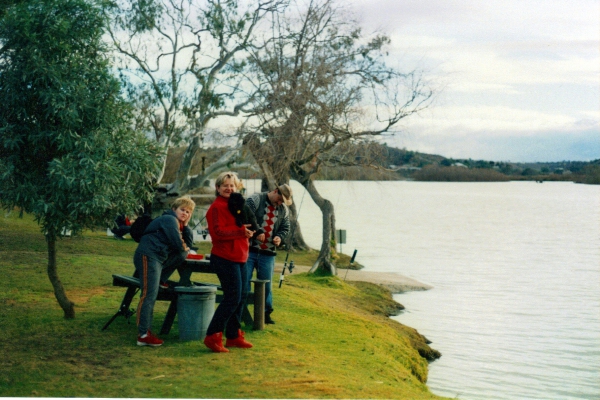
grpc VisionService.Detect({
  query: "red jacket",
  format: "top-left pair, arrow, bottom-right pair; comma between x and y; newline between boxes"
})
207,195 -> 249,263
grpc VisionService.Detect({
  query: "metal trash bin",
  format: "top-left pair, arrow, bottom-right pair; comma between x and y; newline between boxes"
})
175,286 -> 217,341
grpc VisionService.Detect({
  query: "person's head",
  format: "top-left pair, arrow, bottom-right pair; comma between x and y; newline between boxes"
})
215,171 -> 241,198
171,196 -> 196,223
268,183 -> 293,206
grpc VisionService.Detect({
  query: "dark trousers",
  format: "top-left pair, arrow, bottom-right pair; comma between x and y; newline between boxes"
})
111,225 -> 131,238
206,254 -> 249,339
134,251 -> 186,336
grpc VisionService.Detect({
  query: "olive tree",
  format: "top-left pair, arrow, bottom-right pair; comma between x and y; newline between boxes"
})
243,0 -> 433,274
0,0 -> 161,318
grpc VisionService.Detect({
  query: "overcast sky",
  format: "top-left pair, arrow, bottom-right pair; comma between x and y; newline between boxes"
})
348,0 -> 599,162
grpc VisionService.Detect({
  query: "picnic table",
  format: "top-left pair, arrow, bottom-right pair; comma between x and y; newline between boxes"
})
102,258 -> 268,334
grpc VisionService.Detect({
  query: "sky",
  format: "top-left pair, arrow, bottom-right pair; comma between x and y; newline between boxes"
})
348,0 -> 600,162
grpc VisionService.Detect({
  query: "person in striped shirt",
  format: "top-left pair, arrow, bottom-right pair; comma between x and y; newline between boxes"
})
245,184 -> 292,324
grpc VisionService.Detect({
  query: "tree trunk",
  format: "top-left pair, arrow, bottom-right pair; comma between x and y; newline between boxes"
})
172,135 -> 202,194
153,145 -> 246,213
304,179 -> 336,275
289,166 -> 336,275
286,201 -> 309,251
46,235 -> 75,319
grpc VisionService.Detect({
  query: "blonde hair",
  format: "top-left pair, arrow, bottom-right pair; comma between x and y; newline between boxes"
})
171,195 -> 196,211
214,171 -> 242,196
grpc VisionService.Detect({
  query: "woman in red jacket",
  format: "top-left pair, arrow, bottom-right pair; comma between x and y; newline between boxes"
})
203,171 -> 255,352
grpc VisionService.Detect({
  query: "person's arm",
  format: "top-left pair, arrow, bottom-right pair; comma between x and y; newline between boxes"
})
162,216 -> 189,252
182,225 -> 194,249
275,206 -> 291,239
244,204 -> 263,237
245,194 -> 259,214
207,204 -> 247,241
246,194 -> 265,242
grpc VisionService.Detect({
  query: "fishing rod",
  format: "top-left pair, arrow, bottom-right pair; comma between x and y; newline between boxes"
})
278,252 -> 295,288
277,185 -> 306,288
192,214 -> 209,239
343,249 -> 358,281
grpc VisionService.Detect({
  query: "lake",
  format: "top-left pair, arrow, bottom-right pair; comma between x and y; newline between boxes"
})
260,180 -> 600,400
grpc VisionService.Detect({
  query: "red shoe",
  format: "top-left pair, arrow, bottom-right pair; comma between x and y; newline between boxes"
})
137,331 -> 163,347
204,332 -> 229,353
159,281 -> 169,289
225,330 -> 253,349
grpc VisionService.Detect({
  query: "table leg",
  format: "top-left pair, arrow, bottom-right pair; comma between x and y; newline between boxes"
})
160,299 -> 178,335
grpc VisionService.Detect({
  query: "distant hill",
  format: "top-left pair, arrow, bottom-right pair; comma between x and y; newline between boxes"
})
162,144 -> 600,185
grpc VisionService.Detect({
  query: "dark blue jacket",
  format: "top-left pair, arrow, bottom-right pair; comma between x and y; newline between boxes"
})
134,210 -> 193,263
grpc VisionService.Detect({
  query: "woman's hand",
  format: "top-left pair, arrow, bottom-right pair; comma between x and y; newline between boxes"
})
244,224 -> 255,238
256,233 -> 266,242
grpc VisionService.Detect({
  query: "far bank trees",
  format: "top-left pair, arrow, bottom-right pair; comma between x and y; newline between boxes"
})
0,0 -> 161,318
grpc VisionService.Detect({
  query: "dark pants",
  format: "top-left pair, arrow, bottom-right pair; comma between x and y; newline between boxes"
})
206,254 -> 249,339
111,225 -> 131,238
134,251 -> 186,336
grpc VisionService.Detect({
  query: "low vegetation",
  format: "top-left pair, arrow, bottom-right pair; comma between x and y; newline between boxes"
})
412,165 -> 510,182
0,212 -> 444,399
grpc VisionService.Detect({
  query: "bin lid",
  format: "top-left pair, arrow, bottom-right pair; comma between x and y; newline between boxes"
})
174,286 -> 217,294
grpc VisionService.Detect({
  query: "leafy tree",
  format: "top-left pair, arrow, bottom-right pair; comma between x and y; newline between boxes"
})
0,0 -> 161,318
243,0 -> 433,273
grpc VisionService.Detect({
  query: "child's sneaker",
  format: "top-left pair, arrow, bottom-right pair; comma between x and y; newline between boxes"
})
137,331 -> 163,347
159,281 -> 169,290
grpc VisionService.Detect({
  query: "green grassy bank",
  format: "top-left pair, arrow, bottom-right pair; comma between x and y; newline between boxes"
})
0,212 -> 446,399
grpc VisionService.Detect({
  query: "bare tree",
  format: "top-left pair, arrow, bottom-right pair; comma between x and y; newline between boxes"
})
105,0 -> 287,200
243,0 -> 433,274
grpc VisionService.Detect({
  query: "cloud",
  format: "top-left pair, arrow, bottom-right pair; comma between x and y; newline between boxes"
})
386,128 -> 600,162
407,105 -> 598,134
347,0 -> 599,161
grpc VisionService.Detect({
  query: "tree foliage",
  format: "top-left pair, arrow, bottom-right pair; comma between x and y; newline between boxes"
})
0,0 -> 162,318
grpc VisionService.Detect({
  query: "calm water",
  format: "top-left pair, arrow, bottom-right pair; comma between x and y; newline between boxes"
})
272,180 -> 600,400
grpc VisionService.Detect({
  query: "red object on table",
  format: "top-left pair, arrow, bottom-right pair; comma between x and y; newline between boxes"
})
186,253 -> 204,260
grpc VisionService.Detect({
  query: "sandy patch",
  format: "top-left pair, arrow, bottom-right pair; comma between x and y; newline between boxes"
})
274,263 -> 432,293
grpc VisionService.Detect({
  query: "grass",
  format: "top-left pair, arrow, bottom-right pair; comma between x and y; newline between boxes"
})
193,242 -> 364,271
0,211 -> 446,399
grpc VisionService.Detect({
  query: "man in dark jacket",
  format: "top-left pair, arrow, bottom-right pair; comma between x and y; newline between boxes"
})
134,196 -> 196,346
245,184 -> 292,324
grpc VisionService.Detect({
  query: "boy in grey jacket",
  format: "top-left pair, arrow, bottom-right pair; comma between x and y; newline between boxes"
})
134,196 -> 195,346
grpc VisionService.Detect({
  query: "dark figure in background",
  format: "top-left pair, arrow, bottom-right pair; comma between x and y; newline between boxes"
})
111,214 -> 132,240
